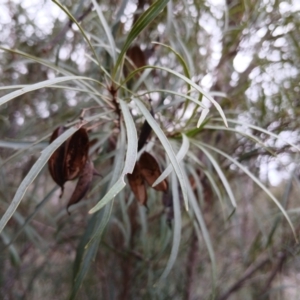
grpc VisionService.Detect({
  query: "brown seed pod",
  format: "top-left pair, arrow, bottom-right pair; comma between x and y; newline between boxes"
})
63,128 -> 89,181
48,126 -> 67,196
139,151 -> 168,192
137,107 -> 154,151
67,159 -> 94,213
48,127 -> 90,198
126,45 -> 147,70
127,163 -> 147,206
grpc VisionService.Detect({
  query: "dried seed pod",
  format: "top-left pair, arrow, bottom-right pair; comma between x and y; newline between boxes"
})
139,151 -> 168,192
48,127 -> 90,198
48,126 -> 67,196
127,45 -> 147,69
64,128 -> 89,181
67,159 -> 94,213
137,107 -> 154,151
124,45 -> 147,88
127,163 -> 147,206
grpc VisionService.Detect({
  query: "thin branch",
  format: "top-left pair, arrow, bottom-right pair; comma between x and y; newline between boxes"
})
217,257 -> 270,300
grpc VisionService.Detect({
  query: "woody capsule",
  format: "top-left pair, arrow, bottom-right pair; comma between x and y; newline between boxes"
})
128,151 -> 168,207
127,110 -> 168,206
48,126 -> 94,212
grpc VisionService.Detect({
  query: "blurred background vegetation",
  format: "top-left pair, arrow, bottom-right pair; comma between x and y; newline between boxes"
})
1,0 -> 300,299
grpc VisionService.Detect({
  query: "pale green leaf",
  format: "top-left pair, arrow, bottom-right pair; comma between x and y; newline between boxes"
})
134,98 -> 189,210
195,141 -> 298,243
119,99 -> 138,174
197,108 -> 210,128
153,134 -> 190,187
158,172 -> 181,280
0,124 -> 83,234
0,76 -> 98,107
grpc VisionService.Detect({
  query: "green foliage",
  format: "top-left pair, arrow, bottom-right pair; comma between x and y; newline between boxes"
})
1,0 -> 300,299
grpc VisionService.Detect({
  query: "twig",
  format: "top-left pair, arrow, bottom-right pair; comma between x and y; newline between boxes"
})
185,230 -> 198,300
259,252 -> 287,297
217,257 -> 270,300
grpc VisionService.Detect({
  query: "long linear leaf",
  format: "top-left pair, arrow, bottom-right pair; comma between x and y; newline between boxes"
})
187,151 -> 226,216
1,111 -> 113,168
6,187 -> 57,248
113,0 -> 170,77
0,76 -> 99,106
158,172 -> 181,281
204,124 -> 277,157
0,47 -> 109,106
194,141 -> 298,243
0,124 -> 83,234
195,143 -> 237,208
70,209 -> 105,299
119,100 -> 138,174
138,88 -> 207,109
124,66 -> 228,127
182,167 -> 217,298
52,0 -> 102,68
197,108 -> 210,128
213,118 -> 300,151
152,41 -> 192,118
88,100 -> 138,214
89,178 -> 126,213
91,0 -> 116,63
153,134 -> 190,187
134,98 -> 188,210
89,122 -> 127,214
70,131 -> 127,298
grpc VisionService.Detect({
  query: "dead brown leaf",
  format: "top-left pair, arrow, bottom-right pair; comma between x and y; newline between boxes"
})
67,159 -> 94,213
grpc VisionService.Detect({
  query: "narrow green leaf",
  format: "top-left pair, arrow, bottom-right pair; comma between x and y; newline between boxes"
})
158,172 -> 181,280
70,132 -> 126,298
52,0 -> 102,68
213,118 -> 300,152
153,41 -> 191,83
204,124 -> 277,157
197,108 -> 210,128
195,141 -> 299,243
153,134 -> 190,187
0,124 -> 83,234
0,47 -> 108,106
70,210 -> 104,299
113,0 -> 170,77
152,41 -> 192,118
6,187 -> 57,248
88,123 -> 127,214
138,88 -> 207,109
119,100 -> 138,174
0,76 -> 98,106
1,230 -> 21,266
195,143 -> 237,208
155,66 -> 226,126
134,98 -> 189,210
91,0 -> 116,63
187,151 -> 227,218
88,101 -> 139,214
124,66 -> 228,127
0,141 -> 47,150
1,111 -> 112,168
182,167 -> 217,298
89,178 -> 126,214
